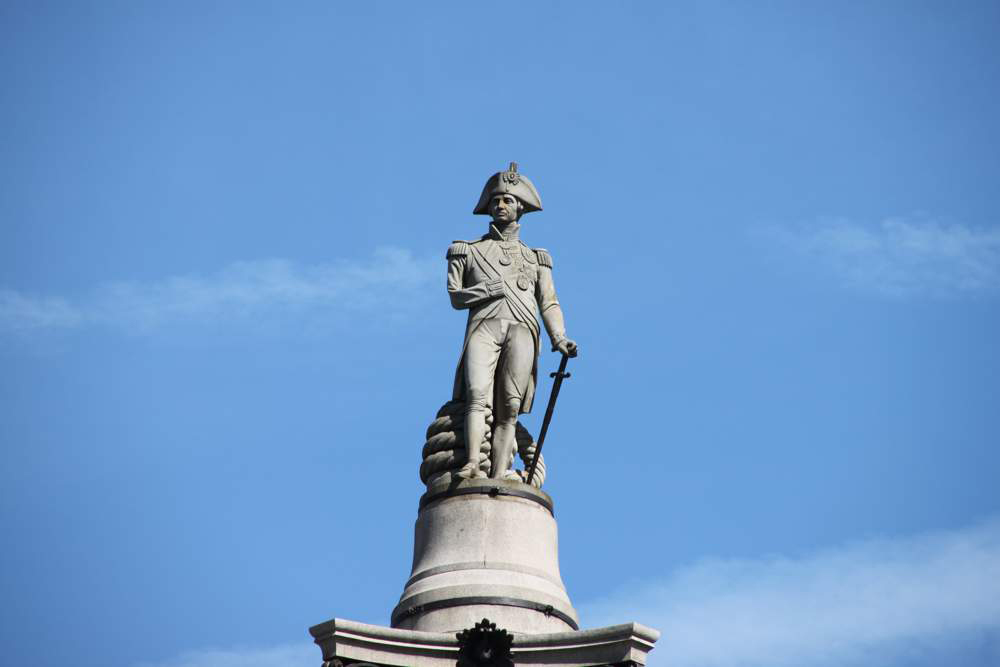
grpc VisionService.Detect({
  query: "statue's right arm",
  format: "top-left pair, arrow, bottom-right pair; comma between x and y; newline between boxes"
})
446,243 -> 504,310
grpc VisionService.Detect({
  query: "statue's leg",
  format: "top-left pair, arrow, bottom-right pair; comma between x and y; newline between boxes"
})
461,321 -> 502,479
491,323 -> 534,480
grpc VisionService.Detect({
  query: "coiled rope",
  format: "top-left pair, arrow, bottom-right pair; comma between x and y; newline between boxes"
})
420,400 -> 546,488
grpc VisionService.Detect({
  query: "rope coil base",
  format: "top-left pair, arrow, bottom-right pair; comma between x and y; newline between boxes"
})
420,400 -> 546,488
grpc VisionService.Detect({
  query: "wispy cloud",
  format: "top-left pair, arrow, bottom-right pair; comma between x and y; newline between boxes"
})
0,247 -> 437,336
135,643 -> 313,667
0,289 -> 84,332
580,517 -> 1000,667
137,519 -> 1000,667
765,218 -> 1000,296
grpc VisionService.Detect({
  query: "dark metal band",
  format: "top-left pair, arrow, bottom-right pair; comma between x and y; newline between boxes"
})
392,595 -> 579,631
419,484 -> 554,515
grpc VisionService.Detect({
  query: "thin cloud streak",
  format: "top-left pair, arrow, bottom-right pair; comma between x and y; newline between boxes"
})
0,289 -> 83,333
580,517 -> 1000,667
766,218 -> 1000,296
0,247 -> 438,335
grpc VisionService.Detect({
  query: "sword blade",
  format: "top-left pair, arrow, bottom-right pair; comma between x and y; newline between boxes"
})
525,353 -> 571,486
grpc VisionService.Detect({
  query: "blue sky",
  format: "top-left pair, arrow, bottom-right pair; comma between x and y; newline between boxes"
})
2,2 -> 999,666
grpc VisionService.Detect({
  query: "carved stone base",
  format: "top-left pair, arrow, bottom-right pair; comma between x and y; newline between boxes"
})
309,617 -> 660,667
393,478 -> 578,635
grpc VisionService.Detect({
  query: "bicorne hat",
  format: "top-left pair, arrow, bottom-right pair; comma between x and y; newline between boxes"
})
473,162 -> 543,215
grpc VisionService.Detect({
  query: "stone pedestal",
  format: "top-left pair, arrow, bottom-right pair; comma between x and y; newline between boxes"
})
392,478 -> 578,634
309,479 -> 661,666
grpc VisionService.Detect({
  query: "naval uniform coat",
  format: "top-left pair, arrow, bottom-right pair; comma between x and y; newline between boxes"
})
446,227 -> 567,415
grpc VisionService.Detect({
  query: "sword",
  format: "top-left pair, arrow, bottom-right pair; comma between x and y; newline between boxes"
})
525,353 -> 572,486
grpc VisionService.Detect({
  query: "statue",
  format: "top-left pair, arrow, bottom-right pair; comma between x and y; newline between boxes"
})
312,167 -> 661,667
446,163 -> 578,481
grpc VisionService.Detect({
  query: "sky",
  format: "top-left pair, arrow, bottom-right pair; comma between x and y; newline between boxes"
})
1,2 -> 999,666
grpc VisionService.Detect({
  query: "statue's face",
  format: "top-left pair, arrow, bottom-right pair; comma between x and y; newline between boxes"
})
489,194 -> 521,224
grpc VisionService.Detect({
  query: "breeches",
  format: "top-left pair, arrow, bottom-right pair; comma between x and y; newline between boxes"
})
464,318 -> 534,419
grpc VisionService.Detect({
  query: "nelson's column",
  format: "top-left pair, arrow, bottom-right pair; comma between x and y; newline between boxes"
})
309,164 -> 660,667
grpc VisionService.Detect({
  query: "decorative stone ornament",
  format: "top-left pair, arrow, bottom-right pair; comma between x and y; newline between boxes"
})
501,164 -> 520,186
456,618 -> 514,667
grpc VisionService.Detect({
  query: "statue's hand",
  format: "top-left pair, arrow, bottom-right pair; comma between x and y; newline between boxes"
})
554,338 -> 578,358
485,277 -> 505,298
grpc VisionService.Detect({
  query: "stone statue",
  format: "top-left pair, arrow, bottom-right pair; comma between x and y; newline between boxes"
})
311,163 -> 660,663
310,164 -> 661,662
447,163 -> 578,481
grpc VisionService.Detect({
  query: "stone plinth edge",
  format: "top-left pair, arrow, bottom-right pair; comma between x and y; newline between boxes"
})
420,478 -> 554,516
309,617 -> 661,667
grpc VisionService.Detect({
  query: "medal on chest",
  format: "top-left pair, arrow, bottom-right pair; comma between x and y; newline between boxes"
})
493,242 -> 533,291
498,242 -> 515,266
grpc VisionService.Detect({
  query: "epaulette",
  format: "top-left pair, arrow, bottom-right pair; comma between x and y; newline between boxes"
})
447,241 -> 470,259
534,248 -> 553,268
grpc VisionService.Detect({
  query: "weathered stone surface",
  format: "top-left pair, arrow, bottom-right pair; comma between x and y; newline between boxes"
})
393,478 -> 578,634
309,617 -> 661,667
